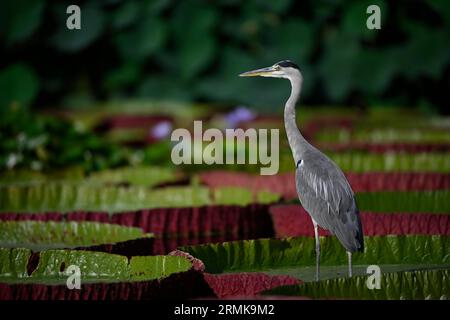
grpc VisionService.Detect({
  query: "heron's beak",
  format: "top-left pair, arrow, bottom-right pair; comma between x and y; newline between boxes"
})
239,66 -> 276,77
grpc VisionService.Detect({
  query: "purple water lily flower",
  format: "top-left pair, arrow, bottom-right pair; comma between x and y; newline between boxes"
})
224,106 -> 256,128
150,121 -> 172,140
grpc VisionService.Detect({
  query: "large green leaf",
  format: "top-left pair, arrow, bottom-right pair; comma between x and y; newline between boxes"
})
86,166 -> 179,187
255,0 -> 292,14
173,5 -> 218,79
110,1 -> 139,30
0,0 -> 45,45
182,235 -> 449,275
0,221 -> 147,250
0,64 -> 38,109
329,153 -> 450,173
319,32 -> 360,101
316,128 -> 450,144
212,186 -> 280,206
205,150 -> 450,174
0,168 -> 85,186
264,269 -> 449,299
0,185 -> 279,213
115,17 -> 167,62
356,190 -> 450,214
0,248 -> 30,279
0,248 -> 191,284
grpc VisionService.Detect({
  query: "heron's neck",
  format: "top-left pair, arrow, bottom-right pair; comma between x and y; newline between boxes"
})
284,74 -> 309,163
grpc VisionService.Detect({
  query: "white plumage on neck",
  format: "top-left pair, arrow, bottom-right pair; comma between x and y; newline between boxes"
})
284,71 -> 309,164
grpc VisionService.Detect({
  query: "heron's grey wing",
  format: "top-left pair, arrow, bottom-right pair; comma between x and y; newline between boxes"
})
295,154 -> 364,252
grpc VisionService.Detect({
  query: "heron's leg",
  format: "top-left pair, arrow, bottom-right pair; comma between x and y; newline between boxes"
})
347,251 -> 353,277
313,221 -> 320,281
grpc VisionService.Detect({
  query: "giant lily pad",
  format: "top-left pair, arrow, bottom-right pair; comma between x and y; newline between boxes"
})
316,128 -> 450,144
269,205 -> 450,238
199,171 -> 449,200
264,269 -> 449,299
0,221 -> 149,250
86,166 -> 179,187
182,235 -> 450,282
0,166 -> 179,188
0,247 -> 191,284
0,185 -> 280,213
329,152 -> 450,173
281,190 -> 449,214
356,190 -> 450,213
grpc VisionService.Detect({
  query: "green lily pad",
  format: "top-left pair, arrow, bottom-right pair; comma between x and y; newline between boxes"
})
182,235 -> 449,274
0,221 -> 148,250
356,190 -> 450,213
264,269 -> 449,299
329,153 -> 450,173
316,128 -> 450,144
0,185 -> 280,213
87,166 -> 179,187
212,186 -> 280,206
0,166 -> 178,188
0,247 -> 192,284
0,168 -> 85,186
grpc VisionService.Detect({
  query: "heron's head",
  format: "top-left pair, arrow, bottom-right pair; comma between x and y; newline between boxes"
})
239,60 -> 300,80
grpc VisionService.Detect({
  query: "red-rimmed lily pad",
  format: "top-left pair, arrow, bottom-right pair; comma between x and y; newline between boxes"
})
0,205 -> 274,254
318,142 -> 450,153
0,220 -> 154,256
182,235 -> 450,283
269,204 -> 450,238
0,221 -> 149,249
263,269 -> 449,299
0,247 -> 213,300
203,272 -> 300,299
199,171 -> 450,199
0,184 -> 279,213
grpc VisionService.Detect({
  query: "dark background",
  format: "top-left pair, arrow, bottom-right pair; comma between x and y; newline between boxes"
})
0,0 -> 449,113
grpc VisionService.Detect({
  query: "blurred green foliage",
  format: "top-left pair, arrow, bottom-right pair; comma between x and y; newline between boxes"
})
0,105 -> 176,171
0,0 -> 449,112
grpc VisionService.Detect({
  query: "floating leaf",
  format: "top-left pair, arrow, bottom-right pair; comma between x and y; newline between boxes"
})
264,269 -> 449,299
200,171 -> 450,201
0,248 -> 191,284
329,153 -> 450,173
0,185 -> 279,213
182,235 -> 449,276
270,205 -> 450,238
87,166 -> 179,187
0,221 -> 147,250
316,128 -> 450,144
356,190 -> 450,214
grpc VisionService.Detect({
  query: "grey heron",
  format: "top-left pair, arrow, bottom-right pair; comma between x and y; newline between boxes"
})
240,60 -> 364,281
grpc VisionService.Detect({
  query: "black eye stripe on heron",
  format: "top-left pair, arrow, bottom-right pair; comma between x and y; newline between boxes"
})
239,60 -> 364,281
276,60 -> 300,70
